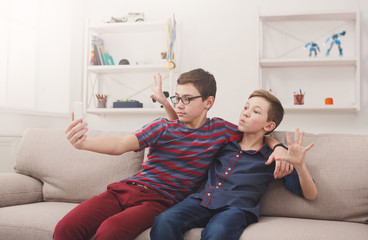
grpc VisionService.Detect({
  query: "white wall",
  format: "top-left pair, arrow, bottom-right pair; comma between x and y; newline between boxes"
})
0,0 -> 366,172
0,0 -> 85,137
1,0 -> 367,137
0,0 -> 85,172
84,0 -> 367,134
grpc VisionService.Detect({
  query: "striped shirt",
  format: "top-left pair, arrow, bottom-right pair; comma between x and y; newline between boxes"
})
125,117 -> 242,203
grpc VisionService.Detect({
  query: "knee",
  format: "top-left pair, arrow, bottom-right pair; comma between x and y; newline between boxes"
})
201,223 -> 228,240
152,212 -> 168,231
53,218 -> 80,240
153,210 -> 177,229
95,218 -> 133,240
150,211 -> 181,240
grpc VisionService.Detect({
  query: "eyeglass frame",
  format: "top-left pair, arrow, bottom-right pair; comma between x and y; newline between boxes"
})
170,95 -> 202,105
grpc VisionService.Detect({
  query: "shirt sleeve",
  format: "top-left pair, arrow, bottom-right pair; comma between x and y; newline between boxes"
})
133,118 -> 167,152
282,169 -> 303,197
222,119 -> 242,142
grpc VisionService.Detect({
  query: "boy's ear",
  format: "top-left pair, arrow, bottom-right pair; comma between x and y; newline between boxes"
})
205,96 -> 215,110
264,121 -> 276,133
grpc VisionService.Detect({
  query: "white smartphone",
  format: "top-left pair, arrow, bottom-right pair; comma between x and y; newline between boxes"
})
72,101 -> 85,122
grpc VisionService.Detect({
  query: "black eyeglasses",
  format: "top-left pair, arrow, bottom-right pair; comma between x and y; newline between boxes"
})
170,95 -> 202,105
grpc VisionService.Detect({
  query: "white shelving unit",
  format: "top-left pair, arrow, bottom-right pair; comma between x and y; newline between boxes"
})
258,11 -> 360,111
83,20 -> 179,115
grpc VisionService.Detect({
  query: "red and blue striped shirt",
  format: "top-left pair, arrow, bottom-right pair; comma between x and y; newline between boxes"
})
125,117 -> 242,203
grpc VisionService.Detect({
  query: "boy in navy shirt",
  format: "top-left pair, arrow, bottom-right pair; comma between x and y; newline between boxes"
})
150,89 -> 317,240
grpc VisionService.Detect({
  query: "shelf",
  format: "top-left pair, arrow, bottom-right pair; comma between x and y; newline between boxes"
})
84,17 -> 179,116
284,105 -> 358,111
258,10 -> 360,112
88,64 -> 168,74
87,108 -> 166,114
260,58 -> 357,67
260,11 -> 357,21
89,21 -> 166,34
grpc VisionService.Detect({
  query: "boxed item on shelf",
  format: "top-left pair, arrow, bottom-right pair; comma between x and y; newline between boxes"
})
113,101 -> 143,108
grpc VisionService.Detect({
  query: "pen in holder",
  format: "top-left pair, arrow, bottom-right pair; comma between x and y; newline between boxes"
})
293,90 -> 305,105
96,94 -> 107,108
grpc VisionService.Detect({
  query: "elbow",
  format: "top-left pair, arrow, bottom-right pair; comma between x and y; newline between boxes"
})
305,190 -> 318,201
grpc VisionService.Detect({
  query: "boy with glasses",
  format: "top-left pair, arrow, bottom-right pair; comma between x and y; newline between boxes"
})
54,69 -> 289,240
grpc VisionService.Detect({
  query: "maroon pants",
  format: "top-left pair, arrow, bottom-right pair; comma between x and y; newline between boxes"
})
53,182 -> 174,240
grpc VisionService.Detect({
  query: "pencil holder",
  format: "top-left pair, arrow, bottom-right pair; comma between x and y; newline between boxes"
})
294,94 -> 304,105
97,99 -> 107,108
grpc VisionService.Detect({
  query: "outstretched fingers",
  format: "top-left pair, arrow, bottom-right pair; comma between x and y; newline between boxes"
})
294,128 -> 300,144
299,130 -> 304,145
304,143 -> 315,152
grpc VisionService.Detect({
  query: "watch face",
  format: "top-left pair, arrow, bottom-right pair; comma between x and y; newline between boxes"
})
119,59 -> 130,65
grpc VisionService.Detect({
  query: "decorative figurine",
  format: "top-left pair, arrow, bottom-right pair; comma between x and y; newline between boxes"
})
166,15 -> 176,70
107,16 -> 128,23
325,97 -> 334,105
106,12 -> 145,23
324,30 -> 346,56
305,42 -> 320,57
119,59 -> 130,65
127,12 -> 145,22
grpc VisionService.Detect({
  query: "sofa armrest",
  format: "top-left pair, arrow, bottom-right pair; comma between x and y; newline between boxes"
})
0,172 -> 43,207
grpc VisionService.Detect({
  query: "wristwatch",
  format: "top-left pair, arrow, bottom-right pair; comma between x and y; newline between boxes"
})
272,143 -> 288,151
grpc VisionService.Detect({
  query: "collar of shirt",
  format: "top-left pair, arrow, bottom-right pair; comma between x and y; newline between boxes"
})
230,137 -> 271,159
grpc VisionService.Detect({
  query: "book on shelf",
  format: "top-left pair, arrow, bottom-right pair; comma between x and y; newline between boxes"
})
90,35 -> 115,66
91,35 -> 104,65
96,45 -> 104,65
93,45 -> 102,65
102,52 -> 114,65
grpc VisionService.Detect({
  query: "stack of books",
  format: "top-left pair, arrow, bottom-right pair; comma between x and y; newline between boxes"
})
90,35 -> 114,65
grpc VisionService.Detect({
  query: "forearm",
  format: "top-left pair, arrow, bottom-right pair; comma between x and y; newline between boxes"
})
162,100 -> 178,120
266,136 -> 280,149
82,134 -> 139,155
295,164 -> 317,200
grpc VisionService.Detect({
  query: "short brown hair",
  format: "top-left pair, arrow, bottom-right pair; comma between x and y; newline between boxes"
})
177,68 -> 216,99
249,89 -> 284,134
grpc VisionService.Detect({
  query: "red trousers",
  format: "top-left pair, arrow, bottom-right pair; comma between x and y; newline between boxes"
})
53,181 -> 174,240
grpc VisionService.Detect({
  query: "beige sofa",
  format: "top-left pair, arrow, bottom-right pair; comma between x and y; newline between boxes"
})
0,128 -> 367,240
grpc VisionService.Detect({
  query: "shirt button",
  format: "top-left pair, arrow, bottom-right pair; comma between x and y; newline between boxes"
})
218,183 -> 222,185
216,186 -> 219,188
225,172 -> 228,175
208,193 -> 211,196
236,155 -> 239,157
240,151 -> 242,154
228,168 -> 231,171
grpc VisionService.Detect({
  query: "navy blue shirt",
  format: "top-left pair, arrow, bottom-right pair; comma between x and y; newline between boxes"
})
189,138 -> 303,219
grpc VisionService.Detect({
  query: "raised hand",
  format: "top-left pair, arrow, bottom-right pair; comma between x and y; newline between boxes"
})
150,73 -> 169,105
65,112 -> 88,150
278,128 -> 314,169
266,146 -> 293,179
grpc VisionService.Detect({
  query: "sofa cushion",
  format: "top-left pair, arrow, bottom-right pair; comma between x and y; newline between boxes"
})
240,216 -> 368,240
14,128 -> 144,203
261,131 -> 368,224
0,173 -> 42,207
0,202 -> 77,239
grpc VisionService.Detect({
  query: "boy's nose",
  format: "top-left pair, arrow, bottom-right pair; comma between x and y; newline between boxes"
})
176,101 -> 185,109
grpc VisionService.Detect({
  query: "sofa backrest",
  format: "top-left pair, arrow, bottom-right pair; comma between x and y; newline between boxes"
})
260,131 -> 368,224
15,128 -> 144,203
